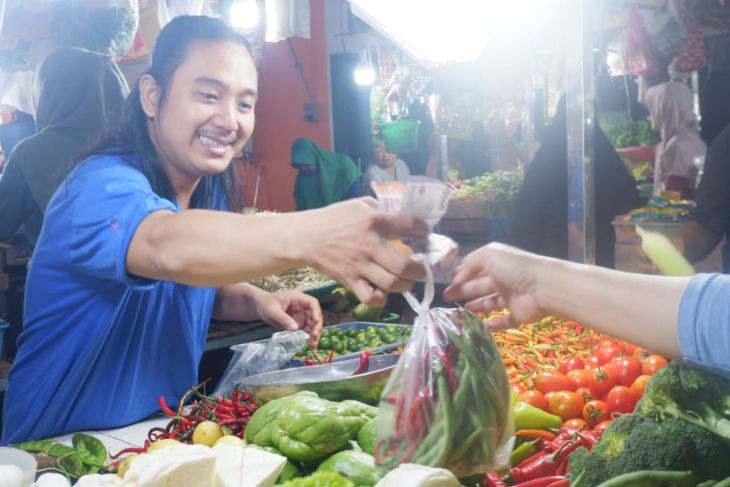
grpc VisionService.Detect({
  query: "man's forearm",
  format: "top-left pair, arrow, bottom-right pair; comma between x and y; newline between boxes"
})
535,257 -> 688,358
213,283 -> 266,321
128,209 -> 315,287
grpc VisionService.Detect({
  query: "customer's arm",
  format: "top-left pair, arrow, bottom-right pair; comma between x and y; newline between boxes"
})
445,243 -> 688,358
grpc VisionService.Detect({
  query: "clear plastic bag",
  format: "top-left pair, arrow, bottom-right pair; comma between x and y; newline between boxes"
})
214,330 -> 309,398
374,266 -> 512,477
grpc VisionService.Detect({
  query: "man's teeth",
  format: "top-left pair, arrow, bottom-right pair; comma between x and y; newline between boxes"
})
199,136 -> 226,148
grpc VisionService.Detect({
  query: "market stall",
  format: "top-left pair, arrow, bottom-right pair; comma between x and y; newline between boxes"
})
3,0 -> 730,486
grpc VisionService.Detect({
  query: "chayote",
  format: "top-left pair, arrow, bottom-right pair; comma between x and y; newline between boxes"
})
316,451 -> 380,486
270,393 -> 372,462
278,471 -> 354,487
246,392 -> 316,446
356,419 -> 377,455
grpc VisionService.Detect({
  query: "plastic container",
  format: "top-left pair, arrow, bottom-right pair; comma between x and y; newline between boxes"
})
0,447 -> 37,486
382,120 -> 420,154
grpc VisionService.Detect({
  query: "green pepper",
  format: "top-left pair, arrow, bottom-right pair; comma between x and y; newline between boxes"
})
513,401 -> 562,431
510,438 -> 541,467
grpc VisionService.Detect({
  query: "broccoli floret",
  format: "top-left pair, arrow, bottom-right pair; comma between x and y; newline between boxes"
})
637,361 -> 730,441
567,414 -> 730,486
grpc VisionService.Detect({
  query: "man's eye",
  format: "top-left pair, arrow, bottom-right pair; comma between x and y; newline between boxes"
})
239,102 -> 253,111
198,92 -> 219,101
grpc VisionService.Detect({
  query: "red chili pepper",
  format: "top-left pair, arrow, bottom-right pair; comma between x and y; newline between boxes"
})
353,351 -> 373,376
510,452 -> 558,483
109,446 -> 147,460
484,471 -> 507,487
547,480 -> 570,487
512,476 -> 567,487
159,396 -> 177,417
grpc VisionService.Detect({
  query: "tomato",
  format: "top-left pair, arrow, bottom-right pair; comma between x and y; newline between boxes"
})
567,369 -> 594,390
582,399 -> 610,427
559,357 -> 585,374
563,418 -> 588,432
642,354 -> 669,376
536,371 -> 572,394
589,367 -> 616,397
594,343 -> 624,365
584,355 -> 600,370
633,347 -> 650,362
631,374 -> 651,396
517,390 -> 549,411
599,338 -> 619,349
617,340 -> 638,355
606,386 -> 639,414
575,386 -> 594,404
607,357 -> 642,387
511,383 -> 527,395
547,391 -> 585,421
593,419 -> 613,435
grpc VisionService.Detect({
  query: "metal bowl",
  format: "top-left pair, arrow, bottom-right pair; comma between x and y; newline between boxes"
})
240,354 -> 400,405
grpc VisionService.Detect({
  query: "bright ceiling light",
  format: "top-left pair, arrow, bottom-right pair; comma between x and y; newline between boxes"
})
230,0 -> 259,30
350,0 -> 542,65
354,65 -> 376,85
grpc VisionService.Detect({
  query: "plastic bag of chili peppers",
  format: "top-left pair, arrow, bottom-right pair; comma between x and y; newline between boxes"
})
374,265 -> 512,477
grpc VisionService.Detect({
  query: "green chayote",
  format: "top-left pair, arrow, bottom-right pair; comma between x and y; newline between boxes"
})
316,451 -> 380,486
246,392 -> 315,446
278,472 -> 354,487
356,419 -> 377,455
269,392 -> 373,462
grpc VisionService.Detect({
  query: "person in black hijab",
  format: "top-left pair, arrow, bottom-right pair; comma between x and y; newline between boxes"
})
510,96 -> 641,267
0,47 -> 129,248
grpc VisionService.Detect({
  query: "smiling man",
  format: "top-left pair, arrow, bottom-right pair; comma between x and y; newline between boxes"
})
3,16 -> 426,443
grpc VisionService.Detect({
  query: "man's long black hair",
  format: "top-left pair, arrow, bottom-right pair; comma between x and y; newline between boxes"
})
88,15 -> 253,211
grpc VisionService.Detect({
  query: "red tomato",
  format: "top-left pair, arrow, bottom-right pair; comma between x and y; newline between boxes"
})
606,386 -> 639,414
642,354 -> 669,376
567,369 -> 594,390
633,347 -> 650,362
598,338 -> 619,349
595,344 -> 624,365
618,340 -> 638,355
536,371 -> 572,394
631,375 -> 651,396
582,399 -> 610,427
547,391 -> 585,421
589,367 -> 616,397
593,419 -> 613,435
559,357 -> 585,374
608,357 -> 642,387
584,355 -> 601,370
575,386 -> 594,404
511,383 -> 527,395
517,390 -> 549,411
563,418 -> 588,432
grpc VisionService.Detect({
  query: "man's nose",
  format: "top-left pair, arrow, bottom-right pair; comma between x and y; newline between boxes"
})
213,101 -> 238,132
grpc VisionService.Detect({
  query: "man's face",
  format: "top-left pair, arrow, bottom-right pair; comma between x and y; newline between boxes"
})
143,40 -> 258,184
374,142 -> 396,168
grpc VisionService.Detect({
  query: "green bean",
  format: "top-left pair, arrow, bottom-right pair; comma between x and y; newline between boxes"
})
432,374 -> 454,467
447,427 -> 484,465
595,470 -> 694,487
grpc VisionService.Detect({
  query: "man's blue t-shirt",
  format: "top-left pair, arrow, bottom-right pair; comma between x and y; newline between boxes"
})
2,155 -> 217,443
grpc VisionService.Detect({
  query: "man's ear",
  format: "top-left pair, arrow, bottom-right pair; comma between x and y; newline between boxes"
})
139,74 -> 161,118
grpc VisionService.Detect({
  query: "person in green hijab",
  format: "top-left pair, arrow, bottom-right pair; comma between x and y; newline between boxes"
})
291,137 -> 362,210
0,47 -> 129,248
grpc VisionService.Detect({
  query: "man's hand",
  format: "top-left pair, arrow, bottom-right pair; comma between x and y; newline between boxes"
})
254,290 -> 323,347
303,198 -> 428,307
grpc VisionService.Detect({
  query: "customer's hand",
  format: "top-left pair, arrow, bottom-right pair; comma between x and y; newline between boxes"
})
443,243 -> 545,329
255,290 -> 323,348
304,198 -> 428,307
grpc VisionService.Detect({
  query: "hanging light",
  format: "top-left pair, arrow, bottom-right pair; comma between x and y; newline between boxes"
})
229,0 -> 259,30
354,46 -> 376,86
